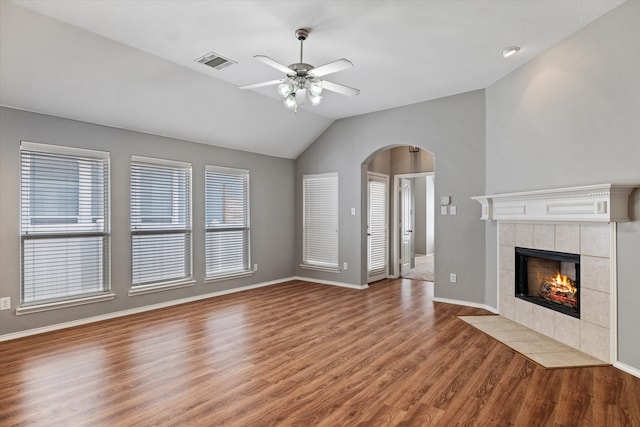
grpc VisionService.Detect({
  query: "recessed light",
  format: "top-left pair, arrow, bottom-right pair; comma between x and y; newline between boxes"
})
501,46 -> 520,58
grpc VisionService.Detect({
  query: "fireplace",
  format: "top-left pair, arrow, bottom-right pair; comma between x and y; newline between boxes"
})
473,184 -> 638,362
515,247 -> 580,318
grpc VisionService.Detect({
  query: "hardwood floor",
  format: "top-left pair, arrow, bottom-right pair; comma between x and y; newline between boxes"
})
1,279 -> 639,426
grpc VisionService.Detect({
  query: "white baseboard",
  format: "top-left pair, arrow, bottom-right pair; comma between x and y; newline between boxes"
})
0,277 -> 295,342
432,296 -> 499,314
294,276 -> 368,290
614,361 -> 640,379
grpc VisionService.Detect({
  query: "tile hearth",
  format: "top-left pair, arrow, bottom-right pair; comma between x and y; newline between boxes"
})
458,315 -> 609,369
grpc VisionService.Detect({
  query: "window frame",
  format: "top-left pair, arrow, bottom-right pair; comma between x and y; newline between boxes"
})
301,172 -> 340,272
18,141 -> 114,314
204,165 -> 252,281
129,155 -> 194,295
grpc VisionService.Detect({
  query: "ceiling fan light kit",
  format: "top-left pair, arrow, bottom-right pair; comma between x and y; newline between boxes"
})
239,28 -> 359,113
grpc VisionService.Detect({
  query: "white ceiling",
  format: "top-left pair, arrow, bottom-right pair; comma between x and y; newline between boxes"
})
0,0 -> 625,158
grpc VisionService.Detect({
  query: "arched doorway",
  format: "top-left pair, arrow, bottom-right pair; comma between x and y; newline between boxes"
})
362,145 -> 435,283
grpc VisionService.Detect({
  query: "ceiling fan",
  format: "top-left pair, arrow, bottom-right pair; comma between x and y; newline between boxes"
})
239,28 -> 360,112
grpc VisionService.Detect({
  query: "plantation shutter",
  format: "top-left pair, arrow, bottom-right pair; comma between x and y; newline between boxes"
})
131,156 -> 192,287
368,176 -> 388,277
20,142 -> 110,305
205,166 -> 250,278
302,173 -> 339,270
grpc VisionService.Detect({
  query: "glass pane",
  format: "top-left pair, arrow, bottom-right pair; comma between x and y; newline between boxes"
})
132,232 -> 190,286
22,236 -> 107,304
29,155 -> 80,224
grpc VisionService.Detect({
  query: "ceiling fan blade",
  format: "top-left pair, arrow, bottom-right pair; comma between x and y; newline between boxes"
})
309,58 -> 353,77
238,79 -> 285,90
320,80 -> 360,97
254,55 -> 294,75
295,88 -> 306,105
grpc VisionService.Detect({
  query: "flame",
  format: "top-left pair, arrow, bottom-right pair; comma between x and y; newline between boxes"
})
550,272 -> 576,294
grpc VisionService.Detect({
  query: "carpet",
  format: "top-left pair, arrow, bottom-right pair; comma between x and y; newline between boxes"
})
403,254 -> 434,282
458,315 -> 609,369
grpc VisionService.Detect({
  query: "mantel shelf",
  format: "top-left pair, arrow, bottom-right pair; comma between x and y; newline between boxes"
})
472,184 -> 638,223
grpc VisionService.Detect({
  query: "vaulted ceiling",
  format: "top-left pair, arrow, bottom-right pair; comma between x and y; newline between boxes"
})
0,0 -> 625,158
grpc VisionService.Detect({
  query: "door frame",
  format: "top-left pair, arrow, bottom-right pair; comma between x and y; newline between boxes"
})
366,172 -> 389,283
391,172 -> 434,278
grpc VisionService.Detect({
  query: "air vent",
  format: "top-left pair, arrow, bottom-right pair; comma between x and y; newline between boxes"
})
195,52 -> 236,70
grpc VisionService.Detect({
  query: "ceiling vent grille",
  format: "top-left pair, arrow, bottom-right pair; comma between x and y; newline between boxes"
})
195,52 -> 236,70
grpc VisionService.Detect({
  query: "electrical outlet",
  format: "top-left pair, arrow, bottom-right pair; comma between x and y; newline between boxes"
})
0,297 -> 10,310
343,262 -> 348,270
253,264 -> 258,272
449,273 -> 457,283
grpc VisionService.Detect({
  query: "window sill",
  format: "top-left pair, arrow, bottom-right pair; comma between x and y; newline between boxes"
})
128,279 -> 196,296
299,264 -> 341,273
16,293 -> 116,315
204,271 -> 254,284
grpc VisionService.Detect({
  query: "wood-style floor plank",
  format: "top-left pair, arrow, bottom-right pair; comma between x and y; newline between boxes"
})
1,278 -> 639,426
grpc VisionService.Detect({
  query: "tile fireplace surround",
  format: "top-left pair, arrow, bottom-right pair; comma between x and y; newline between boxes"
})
473,184 -> 638,363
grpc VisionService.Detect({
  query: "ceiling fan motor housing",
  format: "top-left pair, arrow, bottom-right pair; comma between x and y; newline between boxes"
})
288,62 -> 314,77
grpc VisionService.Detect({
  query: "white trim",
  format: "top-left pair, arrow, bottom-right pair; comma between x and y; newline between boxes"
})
391,172 -> 435,277
128,279 -> 196,296
131,155 -> 191,169
472,183 -> 638,223
495,223 -> 501,314
432,296 -> 499,314
302,172 -> 338,180
205,164 -> 250,175
16,293 -> 116,315
367,171 -> 389,179
204,166 -> 251,279
299,264 -> 341,273
294,276 -> 368,290
302,172 -> 339,270
610,222 -> 618,364
0,277 -> 294,343
367,172 -> 389,283
613,361 -> 640,379
21,140 -> 110,159
204,271 -> 254,283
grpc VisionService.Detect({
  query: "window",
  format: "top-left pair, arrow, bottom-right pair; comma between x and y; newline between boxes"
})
205,166 -> 250,279
20,142 -> 110,307
130,156 -> 192,289
302,173 -> 339,271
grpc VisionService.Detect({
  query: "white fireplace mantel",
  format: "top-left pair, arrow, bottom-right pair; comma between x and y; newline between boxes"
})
472,184 -> 638,223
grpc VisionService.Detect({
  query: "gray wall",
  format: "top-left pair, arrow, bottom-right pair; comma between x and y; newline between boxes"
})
485,1 -> 640,369
0,107 -> 295,335
295,90 -> 486,305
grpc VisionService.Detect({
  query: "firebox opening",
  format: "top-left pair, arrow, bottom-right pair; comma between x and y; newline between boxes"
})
515,247 -> 580,318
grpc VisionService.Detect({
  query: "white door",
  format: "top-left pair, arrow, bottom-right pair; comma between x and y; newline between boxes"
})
367,173 -> 388,283
400,178 -> 414,276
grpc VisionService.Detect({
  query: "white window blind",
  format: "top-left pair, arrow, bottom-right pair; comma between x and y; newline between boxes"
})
302,173 -> 339,270
205,166 -> 250,278
131,156 -> 192,287
20,142 -> 110,306
368,176 -> 388,277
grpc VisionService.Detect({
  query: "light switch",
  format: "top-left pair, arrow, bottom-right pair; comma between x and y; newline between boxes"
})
350,207 -> 356,215
449,206 -> 457,215
441,206 -> 448,215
